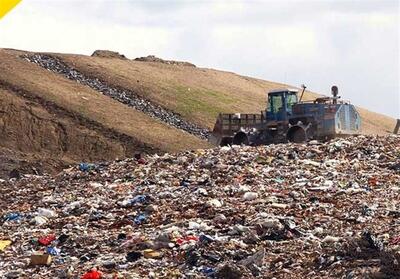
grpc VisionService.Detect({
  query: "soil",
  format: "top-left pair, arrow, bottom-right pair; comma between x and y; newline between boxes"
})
0,83 -> 158,177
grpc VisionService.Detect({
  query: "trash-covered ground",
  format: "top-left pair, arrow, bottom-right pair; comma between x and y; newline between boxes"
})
1,135 -> 399,278
22,54 -> 210,140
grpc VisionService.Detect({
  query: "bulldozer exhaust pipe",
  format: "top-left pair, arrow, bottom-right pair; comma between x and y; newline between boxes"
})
299,84 -> 306,102
331,85 -> 339,104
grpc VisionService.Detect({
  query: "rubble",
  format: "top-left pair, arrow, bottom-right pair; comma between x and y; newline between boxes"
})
91,50 -> 127,59
0,135 -> 399,278
22,54 -> 210,139
134,55 -> 196,67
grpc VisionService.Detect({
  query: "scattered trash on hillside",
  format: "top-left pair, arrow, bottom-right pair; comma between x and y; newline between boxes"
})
0,135 -> 399,278
22,54 -> 210,139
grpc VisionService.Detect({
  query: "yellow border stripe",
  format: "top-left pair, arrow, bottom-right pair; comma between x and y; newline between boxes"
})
0,0 -> 22,19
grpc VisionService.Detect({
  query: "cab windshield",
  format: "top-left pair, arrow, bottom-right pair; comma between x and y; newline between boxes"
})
287,93 -> 297,112
267,94 -> 283,114
267,92 -> 298,115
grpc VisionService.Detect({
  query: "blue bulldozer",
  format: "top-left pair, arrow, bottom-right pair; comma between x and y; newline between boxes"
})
210,85 -> 361,146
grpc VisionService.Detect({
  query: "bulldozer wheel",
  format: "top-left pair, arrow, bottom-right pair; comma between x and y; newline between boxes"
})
232,132 -> 249,145
220,137 -> 233,146
287,126 -> 307,143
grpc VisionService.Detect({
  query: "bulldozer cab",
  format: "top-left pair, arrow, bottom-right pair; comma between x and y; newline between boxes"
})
266,89 -> 298,121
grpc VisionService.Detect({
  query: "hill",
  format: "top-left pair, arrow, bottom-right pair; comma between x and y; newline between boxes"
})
0,48 -> 396,177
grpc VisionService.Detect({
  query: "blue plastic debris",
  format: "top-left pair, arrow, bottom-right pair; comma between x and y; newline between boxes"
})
78,163 -> 97,172
133,214 -> 147,225
4,212 -> 21,222
180,179 -> 190,187
46,246 -> 61,256
201,266 -> 215,277
199,234 -> 215,244
130,195 -> 147,205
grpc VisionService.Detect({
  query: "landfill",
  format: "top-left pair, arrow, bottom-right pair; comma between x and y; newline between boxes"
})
22,54 -> 210,140
0,135 -> 399,278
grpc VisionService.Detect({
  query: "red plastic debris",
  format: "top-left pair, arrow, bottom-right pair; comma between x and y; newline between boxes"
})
176,235 -> 199,245
390,236 -> 400,245
81,270 -> 102,279
368,177 -> 378,186
38,234 -> 56,246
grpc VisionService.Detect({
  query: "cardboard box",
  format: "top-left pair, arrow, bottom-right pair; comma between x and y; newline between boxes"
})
30,253 -> 52,266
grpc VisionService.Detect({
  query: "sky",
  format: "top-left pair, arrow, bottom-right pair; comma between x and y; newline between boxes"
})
0,0 -> 399,118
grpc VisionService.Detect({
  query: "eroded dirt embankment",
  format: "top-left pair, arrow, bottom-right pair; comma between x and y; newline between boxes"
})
0,83 -> 159,178
23,54 -> 210,139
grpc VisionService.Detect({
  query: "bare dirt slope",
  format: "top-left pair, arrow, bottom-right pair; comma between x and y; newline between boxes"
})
0,48 -> 396,177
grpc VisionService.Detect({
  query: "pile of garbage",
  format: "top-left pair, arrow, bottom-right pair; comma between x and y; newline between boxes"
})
1,135 -> 399,278
134,55 -> 196,67
22,54 -> 210,140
